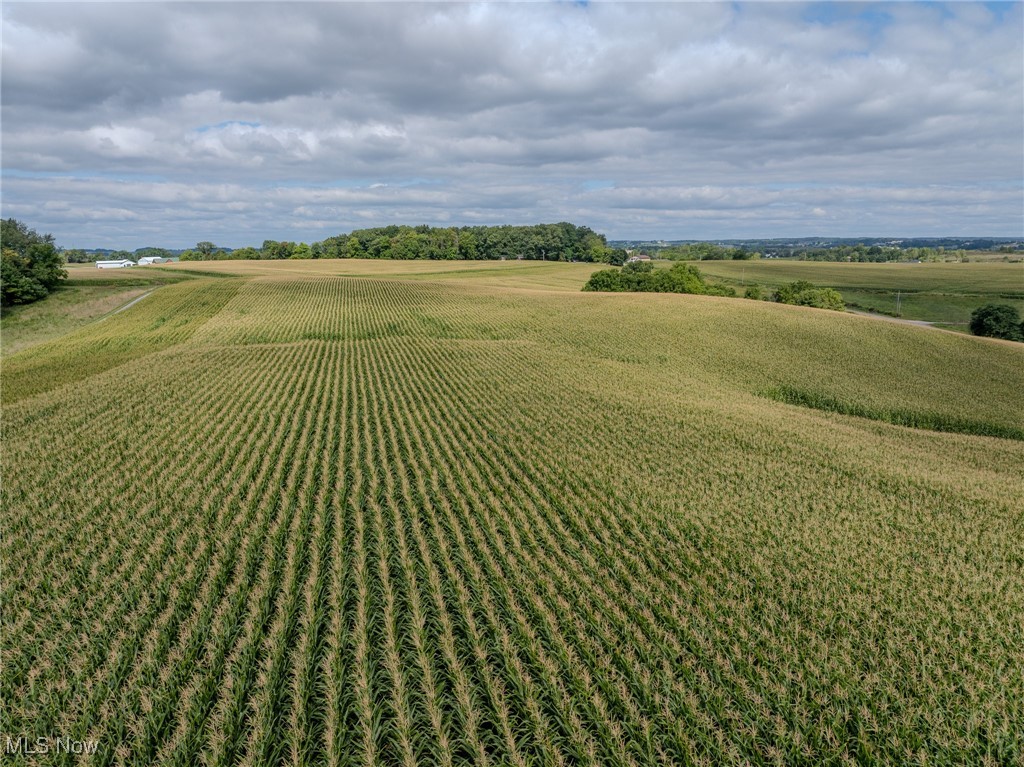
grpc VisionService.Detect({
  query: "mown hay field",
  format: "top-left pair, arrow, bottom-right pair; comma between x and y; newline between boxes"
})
2,259 -> 1022,766
694,260 -> 1024,295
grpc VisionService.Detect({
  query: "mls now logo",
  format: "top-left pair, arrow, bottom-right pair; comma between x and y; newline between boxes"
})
4,736 -> 100,755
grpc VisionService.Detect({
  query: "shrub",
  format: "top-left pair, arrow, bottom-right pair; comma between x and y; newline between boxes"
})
795,288 -> 845,311
583,262 -> 735,296
969,304 -> 1024,342
772,281 -> 845,312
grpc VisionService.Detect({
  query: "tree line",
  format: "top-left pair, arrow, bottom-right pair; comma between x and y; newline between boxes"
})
656,242 -> 755,261
180,223 -> 628,264
784,245 -> 967,263
628,241 -> 1016,263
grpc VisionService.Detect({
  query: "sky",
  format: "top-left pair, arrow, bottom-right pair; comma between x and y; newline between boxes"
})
2,1 -> 1022,249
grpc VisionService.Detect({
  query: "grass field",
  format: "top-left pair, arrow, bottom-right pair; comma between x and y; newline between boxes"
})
3,259 -> 1022,766
0,266 -> 197,357
695,260 -> 1024,328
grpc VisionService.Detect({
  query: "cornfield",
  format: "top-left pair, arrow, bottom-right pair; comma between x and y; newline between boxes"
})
3,262 -> 1022,766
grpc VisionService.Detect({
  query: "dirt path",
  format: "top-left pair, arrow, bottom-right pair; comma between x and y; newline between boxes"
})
847,308 -> 937,328
104,289 -> 154,318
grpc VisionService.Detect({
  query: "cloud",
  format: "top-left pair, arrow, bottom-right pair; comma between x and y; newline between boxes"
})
1,1 -> 1021,247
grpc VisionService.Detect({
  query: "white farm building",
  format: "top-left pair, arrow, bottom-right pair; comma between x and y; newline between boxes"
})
138,256 -> 169,265
96,259 -> 136,269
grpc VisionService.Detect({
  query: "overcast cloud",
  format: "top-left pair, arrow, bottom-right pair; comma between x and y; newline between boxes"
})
2,1 -> 1021,248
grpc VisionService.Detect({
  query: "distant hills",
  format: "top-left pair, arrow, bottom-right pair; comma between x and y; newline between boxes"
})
610,237 -> 1022,253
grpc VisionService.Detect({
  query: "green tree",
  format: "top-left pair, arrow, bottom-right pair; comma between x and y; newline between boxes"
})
457,229 -> 478,260
795,288 -> 845,311
1,219 -> 67,307
196,241 -> 217,259
623,260 -> 654,274
261,240 -> 296,259
606,248 -> 628,266
969,304 -> 1024,342
773,281 -> 845,311
583,262 -> 734,296
344,237 -> 366,259
390,228 -> 427,259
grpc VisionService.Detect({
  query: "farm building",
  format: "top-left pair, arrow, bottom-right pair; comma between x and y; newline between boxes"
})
626,254 -> 652,263
96,259 -> 135,269
138,256 -> 168,265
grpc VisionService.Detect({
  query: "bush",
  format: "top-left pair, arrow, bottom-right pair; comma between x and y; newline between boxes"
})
583,262 -> 735,296
772,281 -> 845,312
1,219 -> 66,307
969,304 -> 1024,342
795,288 -> 845,311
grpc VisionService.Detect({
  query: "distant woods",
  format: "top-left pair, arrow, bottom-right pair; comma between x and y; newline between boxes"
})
1,219 -> 67,308
630,240 -> 1022,263
658,242 -> 754,261
180,223 -> 628,264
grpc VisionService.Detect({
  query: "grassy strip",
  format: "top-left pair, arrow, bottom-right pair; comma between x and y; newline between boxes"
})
762,384 -> 1024,441
1,279 -> 241,404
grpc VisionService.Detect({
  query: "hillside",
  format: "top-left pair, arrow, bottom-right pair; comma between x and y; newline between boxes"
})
3,260 -> 1022,765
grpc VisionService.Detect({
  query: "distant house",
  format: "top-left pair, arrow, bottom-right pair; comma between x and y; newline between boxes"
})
96,259 -> 135,269
626,254 -> 652,263
137,256 -> 168,265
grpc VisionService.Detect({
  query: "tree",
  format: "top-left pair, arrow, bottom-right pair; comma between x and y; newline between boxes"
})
196,241 -> 217,258
1,219 -> 66,307
795,288 -> 845,311
969,304 -> 1024,342
261,240 -> 296,259
457,229 -> 478,260
344,237 -> 366,259
606,248 -> 628,266
623,260 -> 654,274
772,281 -> 845,311
582,262 -> 734,296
